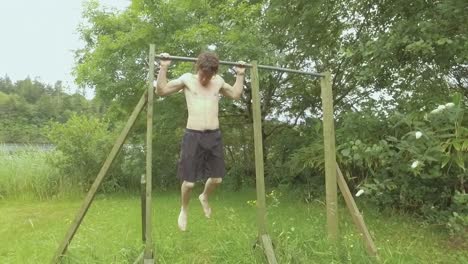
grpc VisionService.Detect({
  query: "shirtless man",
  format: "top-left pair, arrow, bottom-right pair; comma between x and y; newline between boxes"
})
155,52 -> 245,231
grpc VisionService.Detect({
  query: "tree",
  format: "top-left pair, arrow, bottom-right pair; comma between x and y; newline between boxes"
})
0,75 -> 14,94
0,76 -> 103,143
73,0 -> 467,188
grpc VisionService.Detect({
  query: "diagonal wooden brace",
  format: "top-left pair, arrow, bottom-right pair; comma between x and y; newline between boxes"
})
336,165 -> 378,257
50,91 -> 148,264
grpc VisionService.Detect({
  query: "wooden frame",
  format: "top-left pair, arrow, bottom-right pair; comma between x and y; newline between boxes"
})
50,44 -> 378,263
320,72 -> 378,257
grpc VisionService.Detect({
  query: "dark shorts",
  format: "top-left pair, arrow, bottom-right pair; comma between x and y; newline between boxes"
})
177,129 -> 225,183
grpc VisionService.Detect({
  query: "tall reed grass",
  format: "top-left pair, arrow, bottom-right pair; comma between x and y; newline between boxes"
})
0,147 -> 60,200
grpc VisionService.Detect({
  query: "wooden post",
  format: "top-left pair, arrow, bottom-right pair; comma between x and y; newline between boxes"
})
251,61 -> 278,264
320,71 -> 338,242
141,174 -> 146,243
336,166 -> 378,257
51,91 -> 148,264
251,61 -> 267,235
144,44 -> 155,263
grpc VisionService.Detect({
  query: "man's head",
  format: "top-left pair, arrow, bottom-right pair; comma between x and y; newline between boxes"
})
196,52 -> 219,86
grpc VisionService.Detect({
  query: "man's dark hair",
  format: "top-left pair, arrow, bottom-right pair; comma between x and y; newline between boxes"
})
196,52 -> 219,86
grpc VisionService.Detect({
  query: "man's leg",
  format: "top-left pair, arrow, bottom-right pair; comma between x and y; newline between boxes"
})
179,180 -> 195,231
199,177 -> 222,218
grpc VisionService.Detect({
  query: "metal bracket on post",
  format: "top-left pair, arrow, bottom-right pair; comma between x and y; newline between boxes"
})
141,174 -> 146,243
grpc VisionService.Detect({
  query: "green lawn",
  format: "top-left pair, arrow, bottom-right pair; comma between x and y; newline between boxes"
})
0,189 -> 466,264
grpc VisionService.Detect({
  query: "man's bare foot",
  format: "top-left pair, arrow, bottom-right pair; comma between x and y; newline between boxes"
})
198,194 -> 211,218
178,208 -> 188,231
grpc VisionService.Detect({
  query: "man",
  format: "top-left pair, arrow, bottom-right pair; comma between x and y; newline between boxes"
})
155,52 -> 245,231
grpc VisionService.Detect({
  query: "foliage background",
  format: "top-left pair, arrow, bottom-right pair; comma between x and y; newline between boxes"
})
1,0 -> 466,236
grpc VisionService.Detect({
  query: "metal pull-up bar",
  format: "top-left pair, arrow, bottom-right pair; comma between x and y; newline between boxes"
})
155,54 -> 325,78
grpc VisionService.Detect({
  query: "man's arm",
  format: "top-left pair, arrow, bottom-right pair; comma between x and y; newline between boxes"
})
155,53 -> 185,96
220,62 -> 246,100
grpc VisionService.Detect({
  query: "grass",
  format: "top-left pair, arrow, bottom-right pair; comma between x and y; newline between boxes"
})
1,150 -> 466,263
1,189 -> 467,264
0,148 -> 87,200
0,149 -> 60,200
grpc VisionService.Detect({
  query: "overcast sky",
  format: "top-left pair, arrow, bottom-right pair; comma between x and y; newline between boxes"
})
0,0 -> 130,95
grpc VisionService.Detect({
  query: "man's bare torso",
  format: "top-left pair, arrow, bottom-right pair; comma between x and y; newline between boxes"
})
181,73 -> 224,130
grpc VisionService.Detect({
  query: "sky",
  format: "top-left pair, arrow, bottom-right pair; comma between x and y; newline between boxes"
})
0,0 -> 130,97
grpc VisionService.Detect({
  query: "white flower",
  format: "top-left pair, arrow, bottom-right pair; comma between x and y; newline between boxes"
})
415,131 -> 422,139
430,105 -> 446,114
445,102 -> 455,108
207,44 -> 217,51
355,189 -> 364,197
411,160 -> 420,169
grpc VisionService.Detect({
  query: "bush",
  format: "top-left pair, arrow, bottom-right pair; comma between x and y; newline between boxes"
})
447,191 -> 468,239
281,94 -> 467,236
46,114 -> 125,193
266,119 -> 326,201
359,95 -> 467,236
